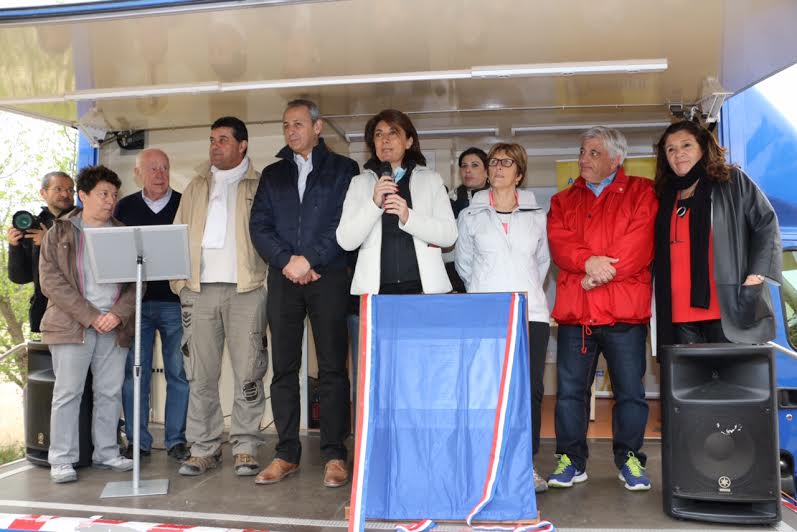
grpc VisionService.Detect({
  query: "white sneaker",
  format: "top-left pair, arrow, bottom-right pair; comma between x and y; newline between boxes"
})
534,469 -> 548,493
50,464 -> 77,484
93,455 -> 134,472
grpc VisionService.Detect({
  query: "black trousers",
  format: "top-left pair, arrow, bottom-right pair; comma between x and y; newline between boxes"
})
529,321 -> 550,458
267,268 -> 350,463
673,319 -> 729,344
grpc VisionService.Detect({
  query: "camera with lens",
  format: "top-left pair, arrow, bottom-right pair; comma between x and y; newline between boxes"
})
12,210 -> 41,232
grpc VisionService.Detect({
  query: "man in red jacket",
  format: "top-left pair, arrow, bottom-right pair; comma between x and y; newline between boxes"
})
546,126 -> 658,492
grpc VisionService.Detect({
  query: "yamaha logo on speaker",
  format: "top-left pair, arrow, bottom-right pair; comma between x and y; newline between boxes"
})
718,475 -> 732,492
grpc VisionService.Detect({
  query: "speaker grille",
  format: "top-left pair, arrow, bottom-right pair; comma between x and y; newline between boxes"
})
670,406 -> 775,499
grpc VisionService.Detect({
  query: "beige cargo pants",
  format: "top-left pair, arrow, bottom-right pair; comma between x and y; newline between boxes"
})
180,283 -> 268,457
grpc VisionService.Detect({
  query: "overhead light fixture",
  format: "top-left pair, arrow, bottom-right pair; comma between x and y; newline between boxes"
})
419,127 -> 499,137
223,70 -> 471,92
1,58 -> 667,105
512,121 -> 671,135
473,59 -> 668,78
526,145 -> 654,157
556,154 -> 655,163
65,82 -> 221,102
0,95 -> 66,105
345,126 -> 498,143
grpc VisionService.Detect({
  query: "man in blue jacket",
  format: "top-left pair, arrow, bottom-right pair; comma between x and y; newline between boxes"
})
250,99 -> 359,488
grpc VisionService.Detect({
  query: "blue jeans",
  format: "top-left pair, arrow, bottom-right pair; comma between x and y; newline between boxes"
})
554,323 -> 649,471
122,300 -> 188,450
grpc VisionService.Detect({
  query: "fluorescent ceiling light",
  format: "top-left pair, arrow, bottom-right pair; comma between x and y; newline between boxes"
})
223,70 -> 471,92
64,82 -> 220,102
0,95 -> 66,105
473,59 -> 668,78
512,121 -> 671,135
557,154 -> 655,163
419,127 -> 499,137
527,146 -> 654,157
345,126 -> 498,143
1,58 -> 667,105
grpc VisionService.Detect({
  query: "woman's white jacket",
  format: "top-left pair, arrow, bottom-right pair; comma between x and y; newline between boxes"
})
455,189 -> 551,323
336,166 -> 458,295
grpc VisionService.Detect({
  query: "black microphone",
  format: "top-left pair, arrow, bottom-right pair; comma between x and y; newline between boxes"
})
378,161 -> 395,208
378,161 -> 393,179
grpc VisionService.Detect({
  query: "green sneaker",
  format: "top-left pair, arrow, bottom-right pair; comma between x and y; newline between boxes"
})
547,453 -> 587,488
618,452 -> 651,491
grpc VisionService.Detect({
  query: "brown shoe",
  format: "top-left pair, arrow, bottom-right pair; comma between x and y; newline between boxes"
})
323,459 -> 349,488
254,458 -> 299,485
234,453 -> 260,476
178,448 -> 222,476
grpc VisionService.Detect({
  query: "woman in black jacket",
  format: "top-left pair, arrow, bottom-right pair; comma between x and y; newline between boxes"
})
653,120 -> 782,346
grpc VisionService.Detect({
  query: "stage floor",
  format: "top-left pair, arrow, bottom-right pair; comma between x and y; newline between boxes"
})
0,432 -> 795,532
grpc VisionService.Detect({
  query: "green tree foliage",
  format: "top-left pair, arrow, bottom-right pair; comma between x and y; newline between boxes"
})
0,111 -> 77,387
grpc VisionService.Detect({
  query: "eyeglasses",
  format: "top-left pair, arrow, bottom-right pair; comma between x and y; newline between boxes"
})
488,158 -> 516,168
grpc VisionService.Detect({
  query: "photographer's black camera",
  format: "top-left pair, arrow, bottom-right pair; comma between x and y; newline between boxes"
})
12,210 -> 41,231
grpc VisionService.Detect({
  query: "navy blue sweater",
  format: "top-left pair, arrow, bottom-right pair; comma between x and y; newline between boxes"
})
114,190 -> 182,302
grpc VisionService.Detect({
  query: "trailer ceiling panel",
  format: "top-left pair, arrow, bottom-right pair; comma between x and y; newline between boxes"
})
0,0 -> 788,132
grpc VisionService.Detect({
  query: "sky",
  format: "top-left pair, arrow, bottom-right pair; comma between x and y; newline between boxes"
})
0,110 -> 77,214
757,63 -> 797,133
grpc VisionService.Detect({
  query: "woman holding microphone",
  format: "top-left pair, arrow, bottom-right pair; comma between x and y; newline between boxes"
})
336,109 -> 457,295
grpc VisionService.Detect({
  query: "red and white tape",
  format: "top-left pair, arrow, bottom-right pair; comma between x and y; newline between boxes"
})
0,514 -> 271,532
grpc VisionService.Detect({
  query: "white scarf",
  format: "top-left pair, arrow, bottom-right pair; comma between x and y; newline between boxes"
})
202,157 -> 249,249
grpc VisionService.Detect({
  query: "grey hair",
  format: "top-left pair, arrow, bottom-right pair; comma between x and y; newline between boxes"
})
580,126 -> 628,165
41,171 -> 72,190
286,99 -> 321,123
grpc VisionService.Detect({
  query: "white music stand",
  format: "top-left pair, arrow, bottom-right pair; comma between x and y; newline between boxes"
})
84,224 -> 190,498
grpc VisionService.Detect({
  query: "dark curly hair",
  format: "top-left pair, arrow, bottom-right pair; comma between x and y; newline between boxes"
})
364,109 -> 426,167
76,165 -> 121,194
654,120 -> 732,197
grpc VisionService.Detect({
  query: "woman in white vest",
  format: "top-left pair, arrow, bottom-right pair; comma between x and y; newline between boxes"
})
455,142 -> 551,493
336,109 -> 457,295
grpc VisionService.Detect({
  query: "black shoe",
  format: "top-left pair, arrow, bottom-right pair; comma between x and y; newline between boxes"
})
123,444 -> 151,460
167,443 -> 190,462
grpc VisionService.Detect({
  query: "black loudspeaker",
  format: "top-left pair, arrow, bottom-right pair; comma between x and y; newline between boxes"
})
661,343 -> 780,524
24,342 -> 94,467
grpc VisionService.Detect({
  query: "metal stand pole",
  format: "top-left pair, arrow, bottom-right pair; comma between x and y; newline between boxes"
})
101,254 -> 169,498
133,255 -> 142,489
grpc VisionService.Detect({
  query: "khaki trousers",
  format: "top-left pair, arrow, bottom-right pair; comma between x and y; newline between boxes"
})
182,284 -> 268,457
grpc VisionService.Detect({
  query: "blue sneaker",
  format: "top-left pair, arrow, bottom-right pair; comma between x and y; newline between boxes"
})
547,454 -> 587,488
618,452 -> 651,491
